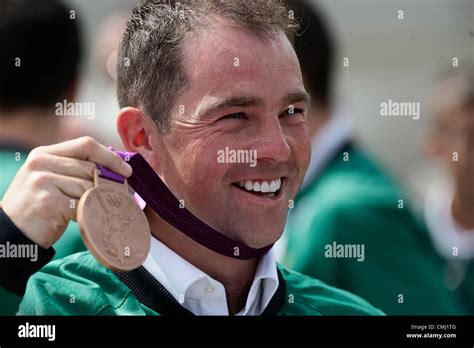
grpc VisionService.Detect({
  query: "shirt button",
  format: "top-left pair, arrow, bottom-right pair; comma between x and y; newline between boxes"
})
205,285 -> 215,293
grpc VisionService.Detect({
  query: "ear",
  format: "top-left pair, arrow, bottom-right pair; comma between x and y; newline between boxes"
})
117,107 -> 161,169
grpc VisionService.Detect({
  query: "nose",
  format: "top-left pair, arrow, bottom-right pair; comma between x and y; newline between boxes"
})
252,118 -> 291,163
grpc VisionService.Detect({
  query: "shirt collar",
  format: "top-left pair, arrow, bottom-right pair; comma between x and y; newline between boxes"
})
142,236 -> 279,315
302,110 -> 352,191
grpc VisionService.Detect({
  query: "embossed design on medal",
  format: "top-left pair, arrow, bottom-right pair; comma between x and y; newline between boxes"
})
77,169 -> 150,271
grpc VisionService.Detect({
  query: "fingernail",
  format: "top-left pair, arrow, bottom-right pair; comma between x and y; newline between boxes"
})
122,161 -> 133,176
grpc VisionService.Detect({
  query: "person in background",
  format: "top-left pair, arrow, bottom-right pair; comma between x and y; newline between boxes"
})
279,0 -> 470,314
423,66 -> 474,310
0,0 -> 85,314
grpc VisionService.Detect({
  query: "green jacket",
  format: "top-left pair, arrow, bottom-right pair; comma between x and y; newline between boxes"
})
17,251 -> 384,315
282,144 -> 473,315
0,148 -> 86,315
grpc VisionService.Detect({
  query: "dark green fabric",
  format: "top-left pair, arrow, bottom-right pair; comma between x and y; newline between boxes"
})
0,149 -> 86,315
282,145 -> 472,315
17,251 -> 383,315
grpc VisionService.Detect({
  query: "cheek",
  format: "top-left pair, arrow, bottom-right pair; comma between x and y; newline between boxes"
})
172,142 -> 228,196
286,124 -> 311,167
182,161 -> 231,219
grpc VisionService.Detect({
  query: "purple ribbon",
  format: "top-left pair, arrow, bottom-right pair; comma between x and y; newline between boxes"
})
97,151 -> 272,260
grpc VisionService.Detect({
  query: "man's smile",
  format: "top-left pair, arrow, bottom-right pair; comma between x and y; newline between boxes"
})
231,177 -> 286,200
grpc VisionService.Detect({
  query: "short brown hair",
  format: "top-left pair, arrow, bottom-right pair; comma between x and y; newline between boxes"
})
117,0 -> 298,133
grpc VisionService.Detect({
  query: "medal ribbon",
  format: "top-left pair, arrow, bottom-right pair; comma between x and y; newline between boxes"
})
96,151 -> 273,260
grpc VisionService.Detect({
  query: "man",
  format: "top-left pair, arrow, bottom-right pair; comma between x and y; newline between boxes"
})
423,67 -> 474,311
0,0 -> 85,315
3,0 -> 382,316
279,0 -> 467,314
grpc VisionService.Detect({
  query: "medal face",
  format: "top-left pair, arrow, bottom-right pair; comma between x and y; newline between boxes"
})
77,183 -> 150,272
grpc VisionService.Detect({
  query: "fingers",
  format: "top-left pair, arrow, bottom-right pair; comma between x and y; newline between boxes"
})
68,199 -> 79,222
27,154 -> 97,181
0,137 -> 124,249
33,136 -> 133,178
35,172 -> 94,199
43,190 -> 79,223
34,174 -> 89,223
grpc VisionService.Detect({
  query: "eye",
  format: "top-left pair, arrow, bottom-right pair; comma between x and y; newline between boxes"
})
219,112 -> 247,121
281,107 -> 305,118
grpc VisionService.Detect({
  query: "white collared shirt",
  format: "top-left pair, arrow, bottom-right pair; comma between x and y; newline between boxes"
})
424,178 -> 474,260
142,236 -> 279,315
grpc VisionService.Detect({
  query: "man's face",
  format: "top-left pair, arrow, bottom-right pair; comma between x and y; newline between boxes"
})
150,25 -> 311,248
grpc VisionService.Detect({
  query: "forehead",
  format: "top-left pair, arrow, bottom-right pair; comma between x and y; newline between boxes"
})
180,25 -> 304,107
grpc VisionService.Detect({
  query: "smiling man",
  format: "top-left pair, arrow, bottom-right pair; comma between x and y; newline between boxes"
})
5,0 -> 383,316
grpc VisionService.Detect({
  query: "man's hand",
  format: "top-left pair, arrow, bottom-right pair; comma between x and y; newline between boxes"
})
1,137 -> 133,249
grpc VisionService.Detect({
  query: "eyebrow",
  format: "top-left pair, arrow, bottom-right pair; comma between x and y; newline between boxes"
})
195,90 -> 311,119
283,91 -> 311,108
195,96 -> 264,119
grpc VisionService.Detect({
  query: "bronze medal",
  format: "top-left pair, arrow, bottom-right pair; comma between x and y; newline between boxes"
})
77,169 -> 150,271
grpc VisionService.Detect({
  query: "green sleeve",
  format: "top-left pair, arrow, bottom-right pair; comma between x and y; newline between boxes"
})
17,252 -> 153,316
17,258 -> 112,315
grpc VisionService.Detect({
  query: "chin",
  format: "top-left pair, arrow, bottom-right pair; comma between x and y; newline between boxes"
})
236,227 -> 284,249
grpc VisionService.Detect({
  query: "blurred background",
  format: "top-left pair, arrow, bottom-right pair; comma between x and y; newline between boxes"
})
62,0 -> 474,210
0,0 -> 473,316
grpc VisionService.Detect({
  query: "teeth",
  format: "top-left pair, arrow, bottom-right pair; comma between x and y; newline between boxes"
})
269,180 -> 277,192
253,182 -> 261,191
244,180 -> 253,191
238,178 -> 281,193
